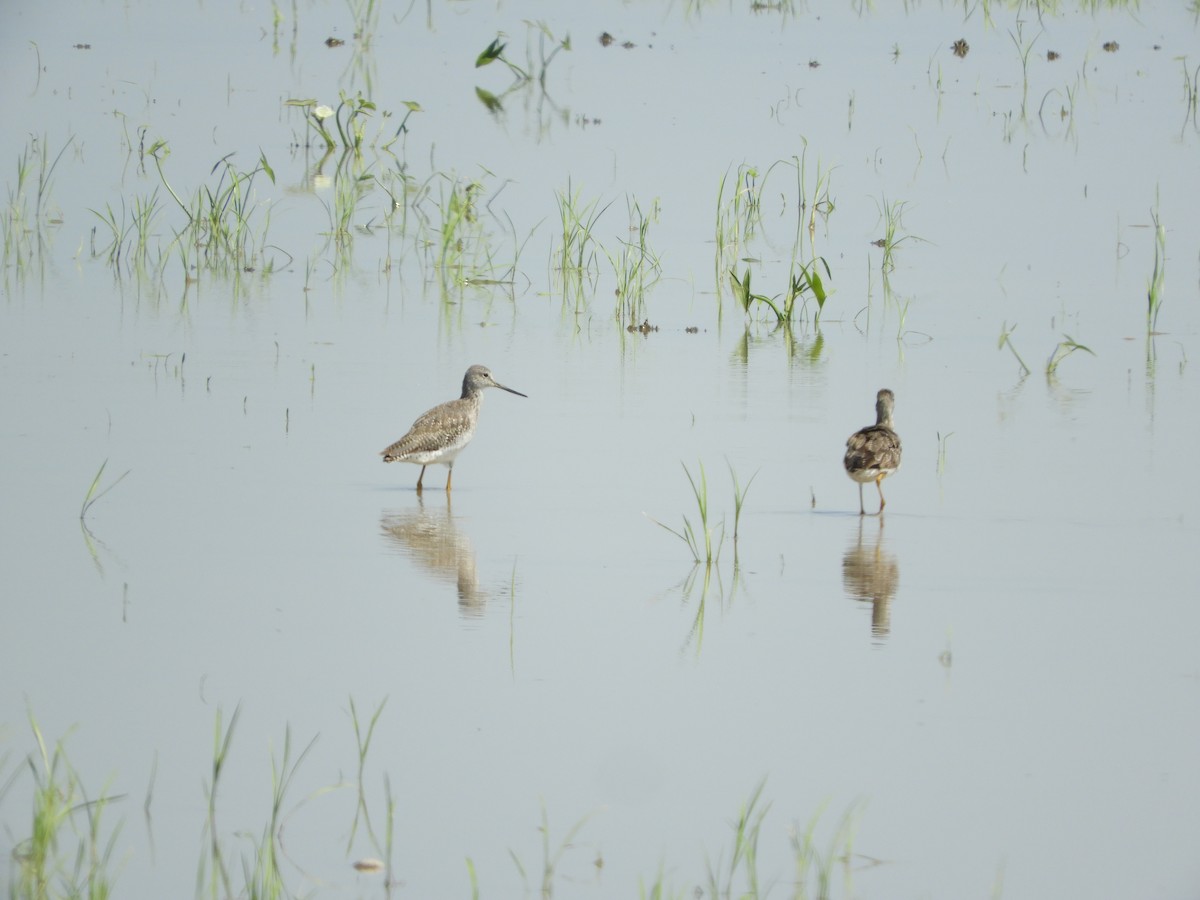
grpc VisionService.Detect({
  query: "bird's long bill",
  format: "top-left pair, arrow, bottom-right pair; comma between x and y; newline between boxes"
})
496,382 -> 528,398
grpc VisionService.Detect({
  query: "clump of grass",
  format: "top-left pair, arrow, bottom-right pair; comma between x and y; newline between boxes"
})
475,22 -> 571,86
80,458 -> 131,522
245,725 -> 317,900
605,196 -> 662,325
554,180 -> 610,309
705,779 -> 771,899
287,93 -> 379,154
789,799 -> 865,899
146,141 -> 278,279
998,321 -> 1031,377
1008,19 -> 1040,119
729,258 -> 831,326
1147,194 -> 1166,334
3,133 -> 73,267
937,431 -> 954,476
648,461 -> 723,565
415,171 -> 494,289
788,144 -> 836,255
714,152 -> 835,298
1179,57 -> 1199,136
727,460 -> 758,549
198,704 -> 241,898
324,163 -> 376,260
873,195 -> 924,275
715,163 -> 764,254
508,802 -> 597,899
9,715 -> 124,900
347,697 -> 389,854
1046,334 -> 1095,376
90,188 -> 164,273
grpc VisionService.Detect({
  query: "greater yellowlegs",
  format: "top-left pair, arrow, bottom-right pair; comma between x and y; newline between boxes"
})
844,388 -> 902,515
380,365 -> 526,492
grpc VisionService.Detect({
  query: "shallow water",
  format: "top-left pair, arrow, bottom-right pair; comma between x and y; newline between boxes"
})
2,1 -> 1199,898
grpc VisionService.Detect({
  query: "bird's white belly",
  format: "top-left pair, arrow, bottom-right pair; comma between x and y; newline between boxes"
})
847,465 -> 896,484
405,439 -> 470,466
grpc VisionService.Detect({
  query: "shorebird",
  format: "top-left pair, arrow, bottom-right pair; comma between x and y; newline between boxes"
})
380,365 -> 526,492
844,388 -> 902,515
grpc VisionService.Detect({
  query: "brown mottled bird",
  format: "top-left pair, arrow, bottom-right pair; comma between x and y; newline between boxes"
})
844,388 -> 902,515
380,365 -> 526,492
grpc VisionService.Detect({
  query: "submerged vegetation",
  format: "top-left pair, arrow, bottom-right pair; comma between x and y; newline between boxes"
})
3,712 -> 864,900
1146,193 -> 1166,335
649,460 -> 724,566
2,134 -> 73,268
4,6 -> 1195,899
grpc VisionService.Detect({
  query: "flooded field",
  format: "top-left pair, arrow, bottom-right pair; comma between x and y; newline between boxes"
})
2,1 -> 1199,898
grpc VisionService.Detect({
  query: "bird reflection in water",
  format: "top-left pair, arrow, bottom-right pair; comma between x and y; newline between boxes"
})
841,517 -> 899,641
380,496 -> 486,617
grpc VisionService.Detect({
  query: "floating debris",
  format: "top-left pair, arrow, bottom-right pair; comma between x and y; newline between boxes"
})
951,38 -> 969,58
72,43 -> 92,50
353,858 -> 385,873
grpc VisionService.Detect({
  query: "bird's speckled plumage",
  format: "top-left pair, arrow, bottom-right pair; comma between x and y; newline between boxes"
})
381,365 -> 526,491
844,388 -> 902,515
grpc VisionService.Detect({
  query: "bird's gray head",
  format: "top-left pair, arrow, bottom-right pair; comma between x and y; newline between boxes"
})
462,365 -> 528,399
875,388 -> 896,424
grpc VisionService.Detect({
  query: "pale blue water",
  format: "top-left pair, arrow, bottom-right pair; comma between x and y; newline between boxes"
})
2,2 -> 1198,898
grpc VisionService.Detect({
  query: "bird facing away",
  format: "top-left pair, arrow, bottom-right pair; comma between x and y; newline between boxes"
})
380,365 -> 527,492
844,388 -> 902,516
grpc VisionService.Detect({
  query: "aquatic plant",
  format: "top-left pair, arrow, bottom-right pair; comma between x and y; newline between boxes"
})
90,188 -> 164,274
80,459 -> 131,523
788,145 -> 836,256
605,196 -> 662,325
715,151 -> 834,283
3,134 -> 73,267
937,431 -> 954,476
347,697 -> 390,856
507,802 -> 598,899
1045,334 -> 1095,376
475,21 -> 571,86
554,180 -> 610,309
1147,196 -> 1166,334
4,710 -> 878,899
9,714 -> 122,900
1181,58 -> 1200,135
727,459 -> 758,548
146,141 -> 278,278
705,779 -> 770,899
729,259 -> 830,326
1009,19 -> 1040,119
998,321 -> 1031,377
715,163 -> 764,255
416,172 -> 488,288
286,93 -> 380,154
324,162 -> 376,260
648,461 -> 723,565
789,799 -> 865,900
873,195 -> 923,275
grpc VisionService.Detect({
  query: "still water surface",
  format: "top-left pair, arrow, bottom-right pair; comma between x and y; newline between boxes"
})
2,1 -> 1198,898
